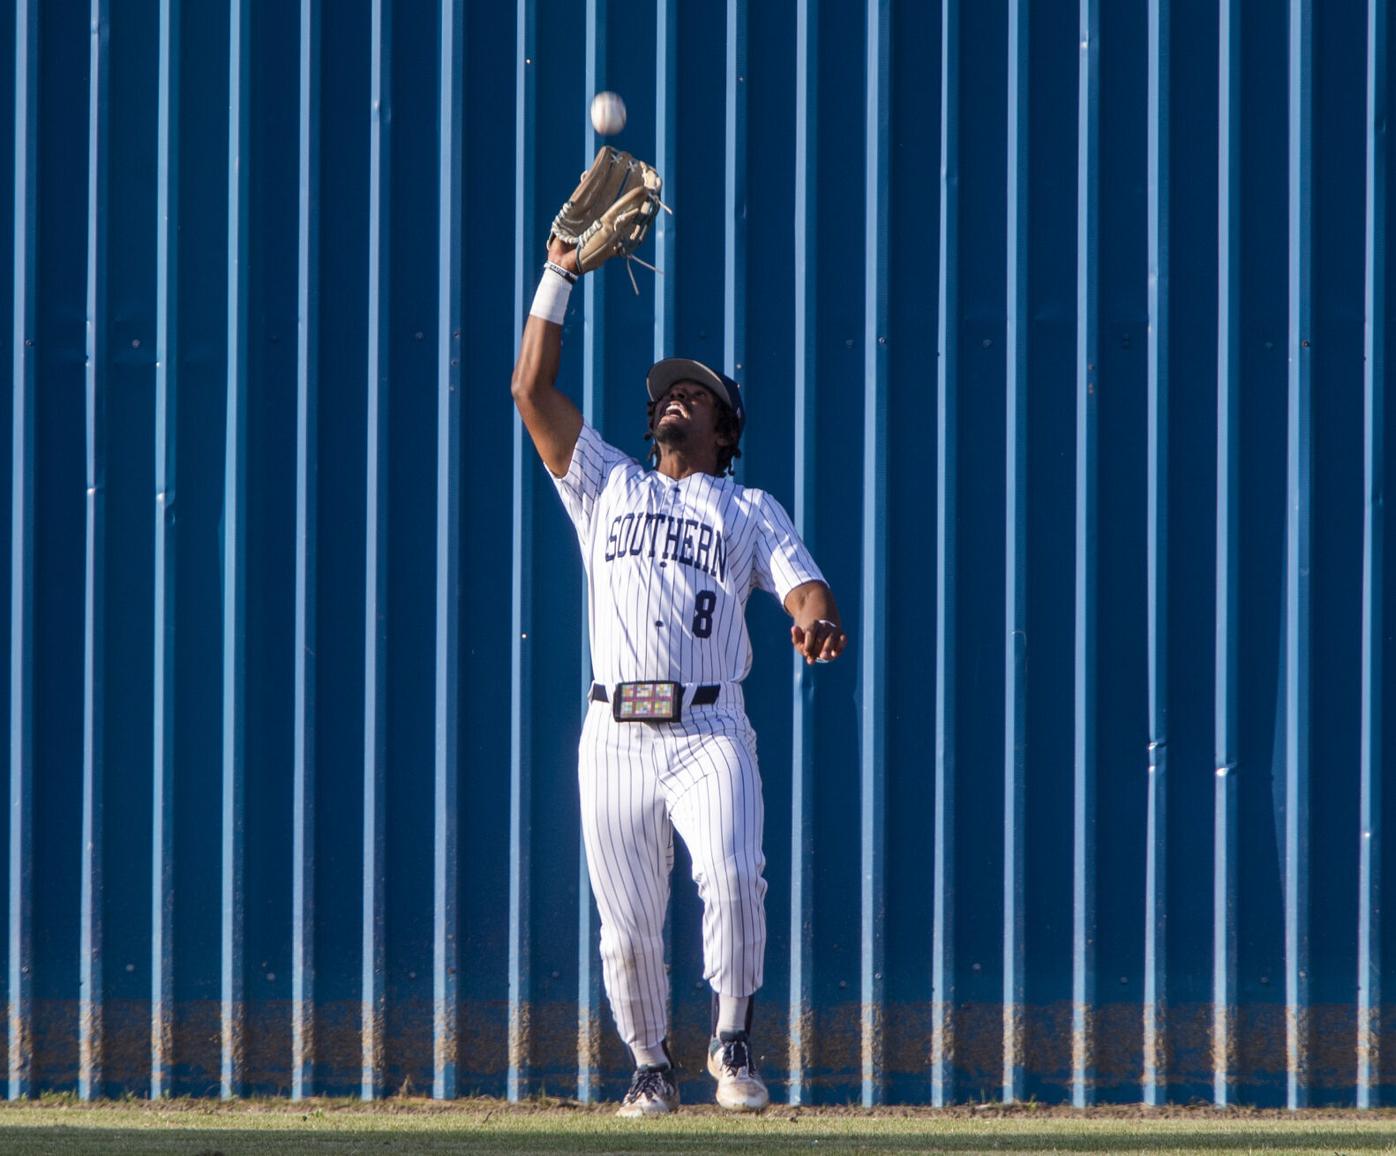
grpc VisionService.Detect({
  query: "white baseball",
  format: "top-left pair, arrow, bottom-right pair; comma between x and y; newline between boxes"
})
591,91 -> 627,136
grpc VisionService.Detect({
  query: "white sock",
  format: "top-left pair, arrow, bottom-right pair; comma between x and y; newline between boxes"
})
716,995 -> 750,1036
632,1041 -> 669,1069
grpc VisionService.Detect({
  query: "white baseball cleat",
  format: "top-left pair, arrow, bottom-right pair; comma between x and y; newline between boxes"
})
616,1064 -> 680,1117
707,1031 -> 769,1112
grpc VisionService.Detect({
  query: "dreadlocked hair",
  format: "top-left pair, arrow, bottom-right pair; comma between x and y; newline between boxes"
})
643,396 -> 743,477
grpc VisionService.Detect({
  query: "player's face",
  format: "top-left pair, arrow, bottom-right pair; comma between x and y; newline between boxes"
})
653,381 -> 733,453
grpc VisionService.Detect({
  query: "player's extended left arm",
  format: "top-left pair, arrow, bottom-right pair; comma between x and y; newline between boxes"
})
784,581 -> 848,665
511,241 -> 585,478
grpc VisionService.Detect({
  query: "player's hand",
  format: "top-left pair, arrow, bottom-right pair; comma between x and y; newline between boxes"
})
547,238 -> 581,275
791,618 -> 847,665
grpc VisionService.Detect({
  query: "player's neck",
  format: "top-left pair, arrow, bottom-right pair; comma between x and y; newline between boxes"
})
656,448 -> 719,480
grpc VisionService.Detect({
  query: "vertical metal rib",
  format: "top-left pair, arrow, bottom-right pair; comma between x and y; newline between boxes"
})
724,0 -> 747,391
433,0 -> 463,1104
788,0 -> 817,1107
653,0 -> 676,365
582,0 -> 605,428
1284,0 -> 1313,1111
291,0 -> 321,1102
575,791 -> 597,1099
151,0 -> 179,1101
79,0 -> 110,1103
1212,0 -> 1240,1109
1143,0 -> 1171,1107
1072,0 -> 1100,1109
575,0 -> 605,1105
931,0 -> 959,1110
361,0 -> 391,1101
1358,0 -> 1387,1110
861,0 -> 891,1110
508,0 -> 536,1102
8,0 -> 37,1103
220,0 -> 249,1100
575,811 -> 598,1099
1003,0 -> 1029,1106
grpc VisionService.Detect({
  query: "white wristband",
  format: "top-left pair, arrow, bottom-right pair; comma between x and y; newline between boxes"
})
529,266 -> 574,325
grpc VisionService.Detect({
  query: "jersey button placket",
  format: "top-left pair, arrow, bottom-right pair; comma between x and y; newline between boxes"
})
654,502 -> 666,629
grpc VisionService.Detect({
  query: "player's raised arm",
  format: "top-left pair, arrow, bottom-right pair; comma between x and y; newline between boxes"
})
513,146 -> 665,479
512,240 -> 584,478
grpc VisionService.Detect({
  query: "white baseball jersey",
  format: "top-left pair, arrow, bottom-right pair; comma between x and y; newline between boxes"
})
553,422 -> 825,684
550,420 -> 826,1057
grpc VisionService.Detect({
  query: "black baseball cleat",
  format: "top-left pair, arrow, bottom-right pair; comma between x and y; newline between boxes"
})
616,1063 -> 680,1117
707,1030 -> 769,1111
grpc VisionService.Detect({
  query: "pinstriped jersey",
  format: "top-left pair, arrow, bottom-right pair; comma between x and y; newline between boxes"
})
553,422 -> 824,686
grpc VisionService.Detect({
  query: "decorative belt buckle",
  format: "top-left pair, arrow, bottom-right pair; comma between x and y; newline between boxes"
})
613,681 -> 682,723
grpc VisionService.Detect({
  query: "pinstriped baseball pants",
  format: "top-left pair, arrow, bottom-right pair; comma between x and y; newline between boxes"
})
578,695 -> 767,1052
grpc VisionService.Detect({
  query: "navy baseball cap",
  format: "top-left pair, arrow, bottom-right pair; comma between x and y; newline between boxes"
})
646,358 -> 746,432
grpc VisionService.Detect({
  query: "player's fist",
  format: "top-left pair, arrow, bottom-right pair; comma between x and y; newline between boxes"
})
791,618 -> 847,665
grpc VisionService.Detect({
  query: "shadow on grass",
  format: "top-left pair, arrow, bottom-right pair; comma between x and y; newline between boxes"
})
2,1126 -> 1395,1156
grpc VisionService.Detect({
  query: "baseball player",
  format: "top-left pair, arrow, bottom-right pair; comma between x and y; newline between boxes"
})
513,149 -> 846,1116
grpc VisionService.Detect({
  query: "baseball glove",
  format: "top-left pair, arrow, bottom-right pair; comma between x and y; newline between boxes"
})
550,146 -> 664,280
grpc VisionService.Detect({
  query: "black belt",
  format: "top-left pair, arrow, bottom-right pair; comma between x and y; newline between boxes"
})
590,683 -> 720,706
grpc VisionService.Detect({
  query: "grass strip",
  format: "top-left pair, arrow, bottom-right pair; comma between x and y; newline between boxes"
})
0,1099 -> 1391,1155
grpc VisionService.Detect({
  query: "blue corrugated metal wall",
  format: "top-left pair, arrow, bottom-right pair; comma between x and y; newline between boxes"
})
3,0 -> 1393,1108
